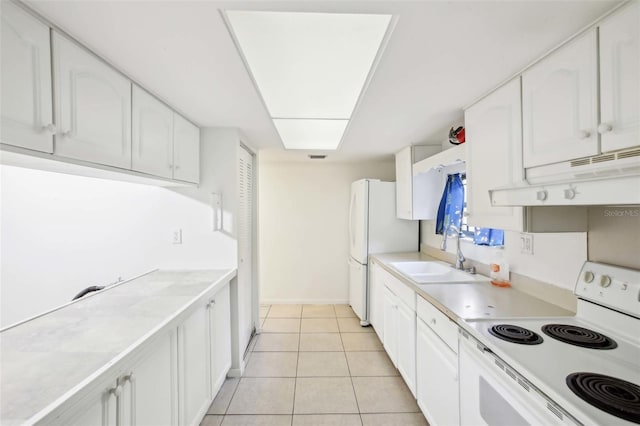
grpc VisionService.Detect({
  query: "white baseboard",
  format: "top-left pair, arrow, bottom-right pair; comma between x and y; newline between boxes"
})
260,298 -> 350,305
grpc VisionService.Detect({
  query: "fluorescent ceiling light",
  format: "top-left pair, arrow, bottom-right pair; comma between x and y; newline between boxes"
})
226,11 -> 391,120
273,119 -> 348,150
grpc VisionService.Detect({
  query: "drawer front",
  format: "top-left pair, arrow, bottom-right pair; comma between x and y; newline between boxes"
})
380,268 -> 416,310
416,296 -> 458,353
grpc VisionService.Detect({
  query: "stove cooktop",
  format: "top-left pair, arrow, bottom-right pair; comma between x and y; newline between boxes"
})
465,315 -> 640,426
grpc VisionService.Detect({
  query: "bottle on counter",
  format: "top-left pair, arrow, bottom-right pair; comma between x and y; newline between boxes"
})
490,249 -> 510,287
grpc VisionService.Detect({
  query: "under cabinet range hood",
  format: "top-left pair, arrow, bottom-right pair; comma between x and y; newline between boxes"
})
489,147 -> 640,207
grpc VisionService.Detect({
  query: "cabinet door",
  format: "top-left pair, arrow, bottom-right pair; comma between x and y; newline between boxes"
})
599,2 -> 640,152
522,29 -> 598,168
466,78 -> 524,231
122,332 -> 178,426
132,86 -> 174,178
396,301 -> 416,397
395,146 -> 413,219
64,384 -> 117,426
1,1 -> 53,152
52,32 -> 131,168
369,263 -> 383,341
179,302 -> 211,426
210,283 -> 231,397
382,285 -> 397,366
173,113 -> 200,183
416,319 -> 459,426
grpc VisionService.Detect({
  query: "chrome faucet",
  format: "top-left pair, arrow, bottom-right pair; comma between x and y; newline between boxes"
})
441,224 -> 466,270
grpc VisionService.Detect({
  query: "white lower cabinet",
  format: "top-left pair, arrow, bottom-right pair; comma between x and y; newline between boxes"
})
416,316 -> 459,426
209,283 -> 232,396
381,274 -> 417,397
382,285 -> 398,364
60,331 -> 177,426
50,282 -> 231,426
369,261 -> 384,341
121,332 -> 178,426
179,282 -> 232,426
179,300 -> 211,426
396,300 -> 417,396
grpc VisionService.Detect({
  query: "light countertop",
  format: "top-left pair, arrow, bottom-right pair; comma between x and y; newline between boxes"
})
0,268 -> 236,425
371,252 -> 574,322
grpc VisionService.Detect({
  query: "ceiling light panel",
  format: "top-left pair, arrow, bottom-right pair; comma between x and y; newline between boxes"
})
273,119 -> 348,150
226,11 -> 391,119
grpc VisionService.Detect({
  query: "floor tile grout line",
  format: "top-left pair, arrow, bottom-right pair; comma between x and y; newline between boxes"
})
290,308 -> 302,421
338,328 -> 363,416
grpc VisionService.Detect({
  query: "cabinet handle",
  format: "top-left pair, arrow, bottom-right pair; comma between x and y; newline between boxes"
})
122,373 -> 136,425
536,190 -> 547,201
110,384 -> 123,397
598,123 -> 613,134
578,130 -> 591,139
564,188 -> 576,200
430,318 -> 436,325
42,123 -> 56,134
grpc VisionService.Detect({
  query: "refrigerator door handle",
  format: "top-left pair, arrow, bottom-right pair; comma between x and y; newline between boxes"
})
349,192 -> 356,249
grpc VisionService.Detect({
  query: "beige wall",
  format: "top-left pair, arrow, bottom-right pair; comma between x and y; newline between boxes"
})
587,206 -> 640,270
258,160 -> 395,303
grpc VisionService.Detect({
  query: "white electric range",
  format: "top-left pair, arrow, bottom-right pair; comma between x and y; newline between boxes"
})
459,261 -> 640,426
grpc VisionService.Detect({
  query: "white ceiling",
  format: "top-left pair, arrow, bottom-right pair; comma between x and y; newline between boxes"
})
26,0 -> 620,162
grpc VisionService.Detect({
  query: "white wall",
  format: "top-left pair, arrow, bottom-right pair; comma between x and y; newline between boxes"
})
420,221 -> 587,291
0,136 -> 237,328
258,160 -> 395,304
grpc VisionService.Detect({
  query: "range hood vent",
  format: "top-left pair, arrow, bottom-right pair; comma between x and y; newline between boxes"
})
490,146 -> 640,207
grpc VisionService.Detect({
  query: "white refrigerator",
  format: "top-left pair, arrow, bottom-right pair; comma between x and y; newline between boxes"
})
348,179 -> 418,325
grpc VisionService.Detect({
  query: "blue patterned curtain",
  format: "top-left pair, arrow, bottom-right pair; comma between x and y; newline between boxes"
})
474,228 -> 504,246
436,173 -> 464,235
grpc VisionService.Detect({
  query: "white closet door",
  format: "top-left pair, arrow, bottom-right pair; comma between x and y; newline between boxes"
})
238,145 -> 254,354
52,32 -> 131,168
599,2 -> 640,152
1,1 -> 53,152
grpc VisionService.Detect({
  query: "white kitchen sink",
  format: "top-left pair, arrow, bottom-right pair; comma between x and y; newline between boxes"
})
389,261 -> 486,284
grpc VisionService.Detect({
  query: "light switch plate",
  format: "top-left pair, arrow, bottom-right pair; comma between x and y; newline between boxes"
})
172,229 -> 183,245
520,233 -> 534,255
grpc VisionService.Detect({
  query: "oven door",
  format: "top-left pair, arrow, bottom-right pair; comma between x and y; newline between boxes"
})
459,332 -> 578,426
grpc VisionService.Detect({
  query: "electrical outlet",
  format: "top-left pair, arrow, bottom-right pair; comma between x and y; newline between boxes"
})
172,229 -> 183,245
520,233 -> 534,255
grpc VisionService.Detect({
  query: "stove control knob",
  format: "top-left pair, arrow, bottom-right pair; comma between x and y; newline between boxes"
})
583,271 -> 595,283
600,275 -> 612,288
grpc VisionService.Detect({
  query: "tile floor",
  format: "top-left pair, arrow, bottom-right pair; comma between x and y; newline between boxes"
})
201,304 -> 429,426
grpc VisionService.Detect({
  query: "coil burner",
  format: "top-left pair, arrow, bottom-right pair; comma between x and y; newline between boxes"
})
488,324 -> 543,345
567,372 -> 640,424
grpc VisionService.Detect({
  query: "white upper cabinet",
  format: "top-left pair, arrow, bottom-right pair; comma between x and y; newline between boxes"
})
395,145 -> 441,220
522,29 -> 598,168
173,113 -> 200,183
52,32 -> 131,169
1,2 -> 53,153
132,85 -> 174,179
466,78 -> 524,231
599,2 -> 640,153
